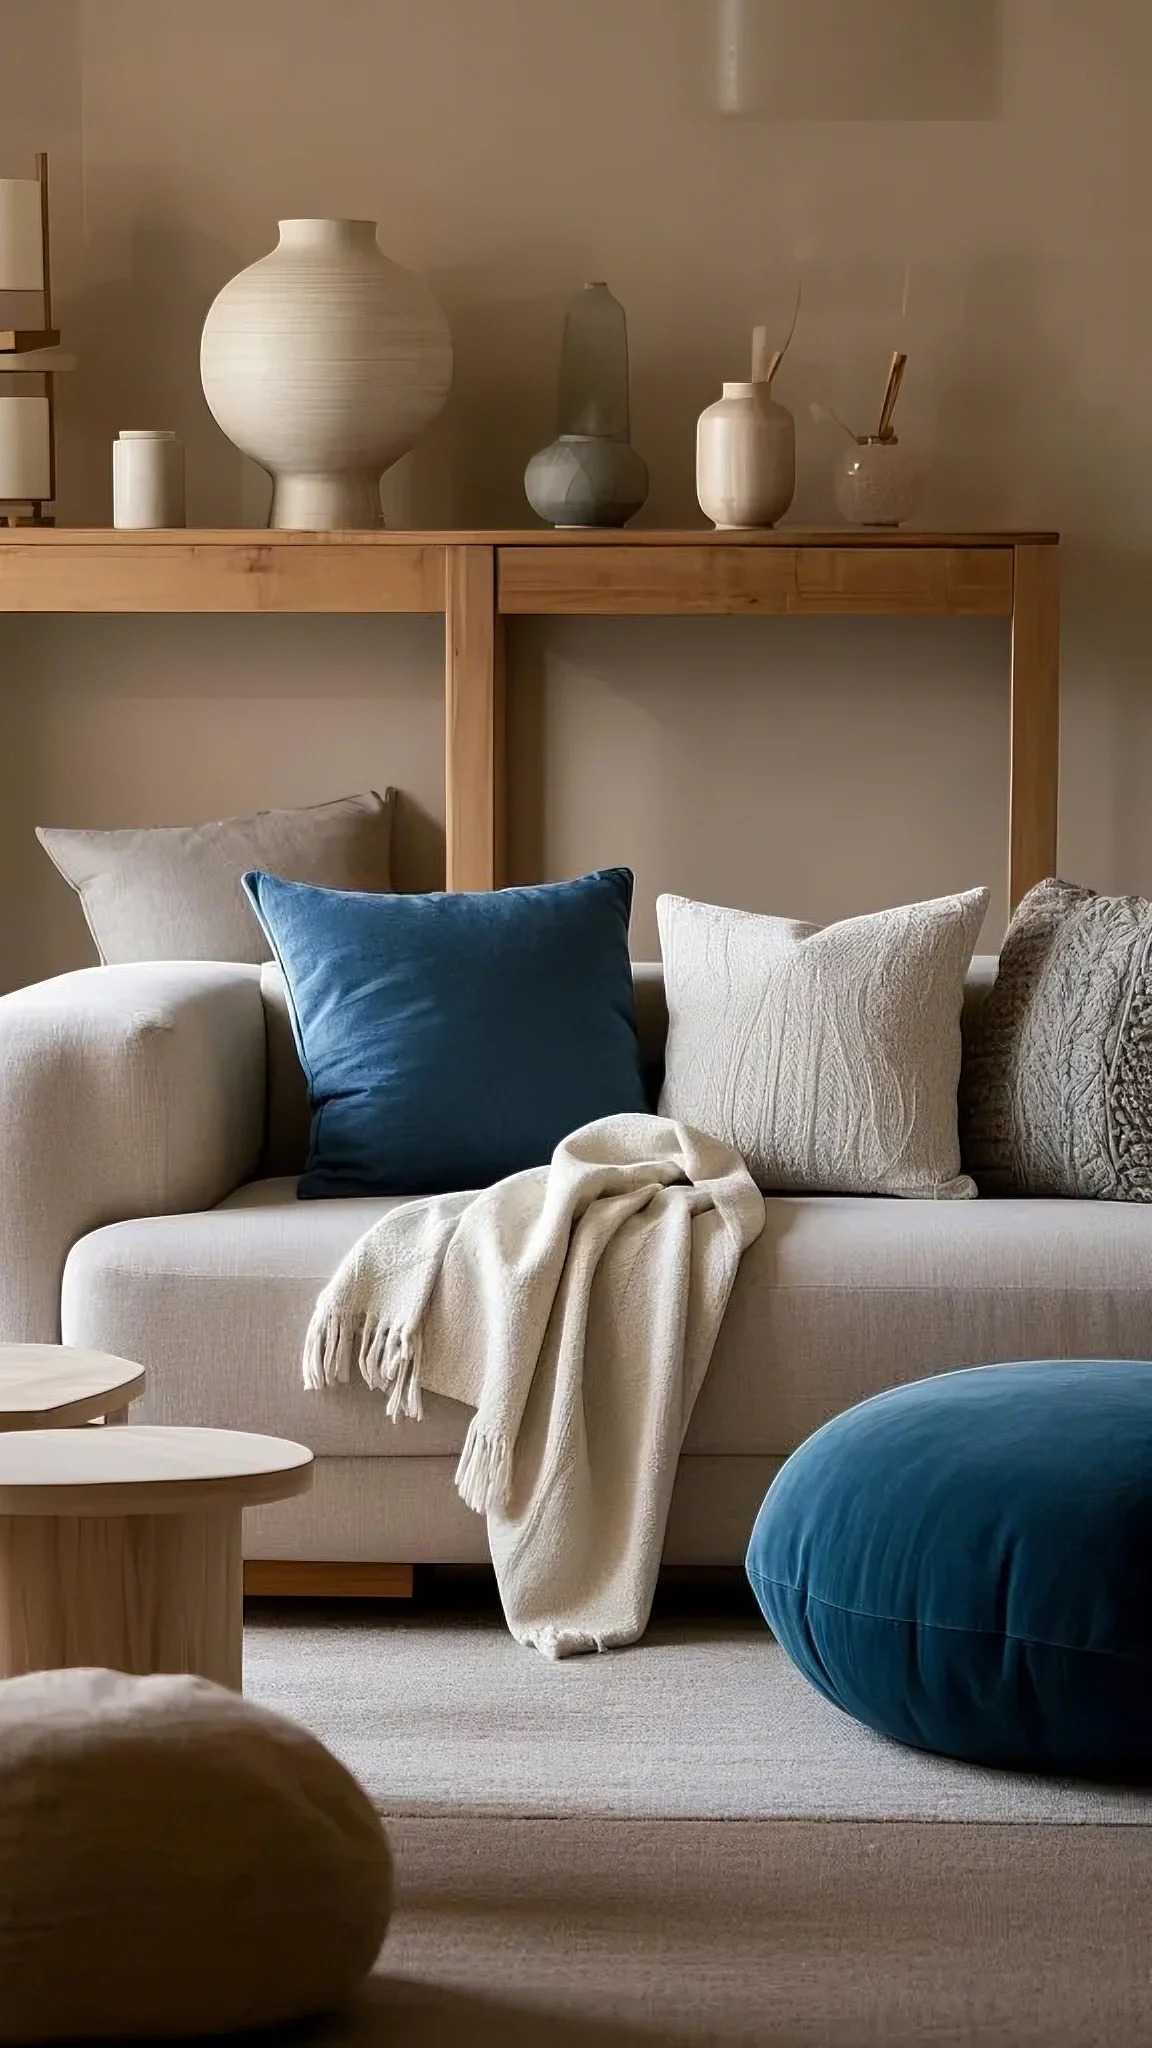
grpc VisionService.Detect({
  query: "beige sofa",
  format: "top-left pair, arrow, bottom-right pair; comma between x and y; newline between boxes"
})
2,955 -> 1150,1572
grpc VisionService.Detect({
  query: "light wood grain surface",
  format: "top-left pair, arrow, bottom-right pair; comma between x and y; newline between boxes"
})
0,524 -> 1060,917
0,1425 -> 313,1686
498,543 -> 1014,616
445,544 -> 506,890
0,1425 -> 313,1515
0,526 -> 1061,547
0,537 -> 444,611
0,1507 -> 244,1687
0,1344 -> 144,1426
1009,541 -> 1061,905
244,1560 -> 415,1598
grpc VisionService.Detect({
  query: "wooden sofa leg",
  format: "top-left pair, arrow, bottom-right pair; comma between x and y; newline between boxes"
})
243,1562 -> 415,1599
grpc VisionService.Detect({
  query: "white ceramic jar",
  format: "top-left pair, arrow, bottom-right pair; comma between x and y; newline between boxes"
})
833,438 -> 924,528
113,430 -> 185,528
696,381 -> 795,529
200,218 -> 453,530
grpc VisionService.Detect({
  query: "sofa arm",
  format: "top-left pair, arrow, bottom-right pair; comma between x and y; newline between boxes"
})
0,962 -> 266,1342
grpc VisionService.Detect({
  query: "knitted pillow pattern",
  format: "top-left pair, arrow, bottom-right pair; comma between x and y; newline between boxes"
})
961,877 -> 1152,1199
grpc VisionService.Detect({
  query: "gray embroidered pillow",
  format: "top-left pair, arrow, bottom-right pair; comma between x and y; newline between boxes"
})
961,877 -> 1152,1199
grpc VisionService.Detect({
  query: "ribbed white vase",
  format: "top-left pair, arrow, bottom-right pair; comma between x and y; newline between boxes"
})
199,219 -> 453,530
696,381 -> 795,530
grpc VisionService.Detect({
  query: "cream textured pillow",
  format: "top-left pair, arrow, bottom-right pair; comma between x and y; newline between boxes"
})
0,1666 -> 392,2042
658,887 -> 989,1199
37,788 -> 394,965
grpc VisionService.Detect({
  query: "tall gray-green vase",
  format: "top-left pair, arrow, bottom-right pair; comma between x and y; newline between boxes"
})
525,283 -> 648,528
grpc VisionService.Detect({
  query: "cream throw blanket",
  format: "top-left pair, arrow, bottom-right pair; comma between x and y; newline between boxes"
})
302,1114 -> 765,1657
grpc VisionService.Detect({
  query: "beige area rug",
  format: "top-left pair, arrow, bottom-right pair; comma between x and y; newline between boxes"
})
243,1609 -> 1152,1824
229,1612 -> 1152,2044
201,1817 -> 1152,2046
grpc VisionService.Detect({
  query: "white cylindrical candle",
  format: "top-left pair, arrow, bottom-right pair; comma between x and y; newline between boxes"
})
0,394 -> 50,500
113,430 -> 185,528
0,180 -> 44,293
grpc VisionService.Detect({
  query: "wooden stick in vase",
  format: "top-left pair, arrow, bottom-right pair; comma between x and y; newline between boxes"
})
876,350 -> 907,441
752,326 -> 785,388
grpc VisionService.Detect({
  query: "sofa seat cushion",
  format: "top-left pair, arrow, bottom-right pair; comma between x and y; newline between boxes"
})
61,1179 -> 1152,1460
63,1179 -> 471,1458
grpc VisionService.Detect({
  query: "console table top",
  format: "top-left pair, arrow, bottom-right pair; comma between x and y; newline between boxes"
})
0,526 -> 1058,547
0,524 -> 1060,920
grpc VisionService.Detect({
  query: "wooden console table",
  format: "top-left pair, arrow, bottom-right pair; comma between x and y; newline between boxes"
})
0,527 -> 1059,912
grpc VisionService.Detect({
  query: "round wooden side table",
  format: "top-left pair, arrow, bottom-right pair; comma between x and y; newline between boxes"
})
0,1344 -> 145,1427
0,1426 -> 313,1688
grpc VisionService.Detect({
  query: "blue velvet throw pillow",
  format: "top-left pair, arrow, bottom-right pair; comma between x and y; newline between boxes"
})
243,867 -> 647,1197
746,1360 -> 1152,1780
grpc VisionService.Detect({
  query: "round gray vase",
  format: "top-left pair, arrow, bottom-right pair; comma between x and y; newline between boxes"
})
524,433 -> 649,528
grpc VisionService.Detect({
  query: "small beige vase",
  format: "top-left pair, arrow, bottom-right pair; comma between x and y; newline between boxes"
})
696,381 -> 795,529
200,218 -> 452,530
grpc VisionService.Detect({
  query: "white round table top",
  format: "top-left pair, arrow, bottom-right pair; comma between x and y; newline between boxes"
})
0,1426 -> 314,1516
0,1344 -> 145,1427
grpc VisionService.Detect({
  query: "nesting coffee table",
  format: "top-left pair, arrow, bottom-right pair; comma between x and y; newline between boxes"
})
0,1344 -> 145,1428
0,1424 -> 313,1689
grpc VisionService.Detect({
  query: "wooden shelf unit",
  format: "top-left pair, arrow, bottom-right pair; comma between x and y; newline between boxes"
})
0,527 -> 1060,912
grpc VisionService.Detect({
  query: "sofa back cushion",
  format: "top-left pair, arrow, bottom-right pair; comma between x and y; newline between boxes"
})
657,888 -> 989,1198
38,791 -> 395,967
259,953 -> 1000,1182
251,869 -> 647,1192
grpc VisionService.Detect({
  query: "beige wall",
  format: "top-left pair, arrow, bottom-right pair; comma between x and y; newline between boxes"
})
2,0 -> 1151,982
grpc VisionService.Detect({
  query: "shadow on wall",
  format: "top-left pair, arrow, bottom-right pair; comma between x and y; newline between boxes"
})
63,194 -> 256,525
932,251 -> 1070,528
0,613 -> 447,994
675,0 -> 1002,122
506,611 -> 1010,954
933,249 -> 1152,898
1067,541 -> 1152,897
413,252 -> 596,530
66,212 -> 596,533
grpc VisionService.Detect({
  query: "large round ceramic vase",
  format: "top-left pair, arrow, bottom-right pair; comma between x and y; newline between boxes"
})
200,219 -> 452,530
696,382 -> 795,529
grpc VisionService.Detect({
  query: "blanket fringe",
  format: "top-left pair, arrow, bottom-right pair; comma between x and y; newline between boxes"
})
303,1309 -> 423,1422
454,1414 -> 513,1515
361,1319 -> 424,1422
302,1308 -> 358,1389
379,1322 -> 424,1423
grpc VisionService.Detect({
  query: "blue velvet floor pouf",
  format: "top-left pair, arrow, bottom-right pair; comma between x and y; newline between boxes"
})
746,1360 -> 1152,1779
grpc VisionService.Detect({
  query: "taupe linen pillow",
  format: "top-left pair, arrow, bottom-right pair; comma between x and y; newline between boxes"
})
37,788 -> 394,965
961,876 -> 1152,1199
658,887 -> 989,1198
0,1666 -> 391,2041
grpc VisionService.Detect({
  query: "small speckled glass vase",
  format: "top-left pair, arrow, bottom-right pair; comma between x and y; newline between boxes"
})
834,437 -> 924,528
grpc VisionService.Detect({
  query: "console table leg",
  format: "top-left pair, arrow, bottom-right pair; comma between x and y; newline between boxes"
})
446,543 -> 505,890
0,1508 -> 244,1688
1008,543 -> 1060,912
